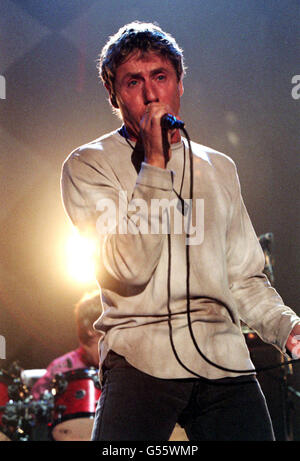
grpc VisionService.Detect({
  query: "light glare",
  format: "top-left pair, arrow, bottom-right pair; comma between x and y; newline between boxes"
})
65,229 -> 97,284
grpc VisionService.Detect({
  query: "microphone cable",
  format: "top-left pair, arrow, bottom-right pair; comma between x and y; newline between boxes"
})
166,124 -> 300,377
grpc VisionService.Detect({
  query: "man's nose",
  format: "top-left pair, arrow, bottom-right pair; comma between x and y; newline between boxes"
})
143,81 -> 159,105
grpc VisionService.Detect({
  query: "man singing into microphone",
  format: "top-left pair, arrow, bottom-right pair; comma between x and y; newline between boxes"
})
61,22 -> 300,441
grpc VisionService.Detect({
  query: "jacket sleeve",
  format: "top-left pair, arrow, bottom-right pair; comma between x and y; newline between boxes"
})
226,161 -> 299,352
61,148 -> 174,289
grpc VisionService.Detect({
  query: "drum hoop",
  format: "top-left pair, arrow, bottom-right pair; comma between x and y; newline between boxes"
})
55,368 -> 98,382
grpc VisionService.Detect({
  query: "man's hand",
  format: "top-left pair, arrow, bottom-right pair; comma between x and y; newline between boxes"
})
140,103 -> 173,169
286,323 -> 300,358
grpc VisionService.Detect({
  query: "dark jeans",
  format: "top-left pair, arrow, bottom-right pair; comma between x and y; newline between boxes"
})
91,352 -> 275,441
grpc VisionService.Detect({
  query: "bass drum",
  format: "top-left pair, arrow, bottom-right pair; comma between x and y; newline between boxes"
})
51,368 -> 101,441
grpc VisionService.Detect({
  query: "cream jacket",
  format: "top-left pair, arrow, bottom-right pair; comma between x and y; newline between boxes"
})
61,130 -> 299,380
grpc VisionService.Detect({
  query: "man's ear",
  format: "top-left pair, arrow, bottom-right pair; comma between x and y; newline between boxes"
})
179,79 -> 184,97
105,83 -> 119,109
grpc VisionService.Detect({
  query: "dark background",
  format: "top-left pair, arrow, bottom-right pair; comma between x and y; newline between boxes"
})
0,0 -> 299,440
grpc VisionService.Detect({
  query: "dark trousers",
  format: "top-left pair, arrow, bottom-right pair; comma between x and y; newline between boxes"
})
91,353 -> 275,441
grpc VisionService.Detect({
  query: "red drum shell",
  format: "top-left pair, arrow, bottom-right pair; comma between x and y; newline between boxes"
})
0,371 -> 11,428
51,368 -> 101,441
0,371 -> 13,440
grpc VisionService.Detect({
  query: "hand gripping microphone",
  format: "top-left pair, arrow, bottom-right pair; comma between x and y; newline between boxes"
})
161,113 -> 185,130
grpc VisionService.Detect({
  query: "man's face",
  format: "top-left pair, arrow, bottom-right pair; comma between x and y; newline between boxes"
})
111,50 -> 184,141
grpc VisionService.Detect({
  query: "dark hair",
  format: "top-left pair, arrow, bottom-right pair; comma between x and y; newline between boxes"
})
98,21 -> 185,105
74,290 -> 102,345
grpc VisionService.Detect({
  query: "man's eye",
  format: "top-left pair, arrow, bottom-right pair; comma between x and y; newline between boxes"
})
157,75 -> 166,81
128,80 -> 138,87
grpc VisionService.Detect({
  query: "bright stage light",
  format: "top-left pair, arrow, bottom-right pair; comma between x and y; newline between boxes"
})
65,228 -> 98,284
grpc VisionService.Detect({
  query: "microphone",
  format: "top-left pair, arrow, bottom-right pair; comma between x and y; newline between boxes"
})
161,113 -> 185,130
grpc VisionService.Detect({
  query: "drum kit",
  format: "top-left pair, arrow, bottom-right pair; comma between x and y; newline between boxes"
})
0,362 -> 101,441
0,362 -> 188,442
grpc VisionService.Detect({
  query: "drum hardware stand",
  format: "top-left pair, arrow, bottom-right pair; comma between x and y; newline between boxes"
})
0,389 -> 55,441
29,391 -> 55,424
0,362 -> 30,440
1,400 -> 32,441
53,404 -> 67,421
51,373 -> 68,395
92,371 -> 101,390
7,378 -> 29,401
3,361 -> 30,401
49,374 -> 68,421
